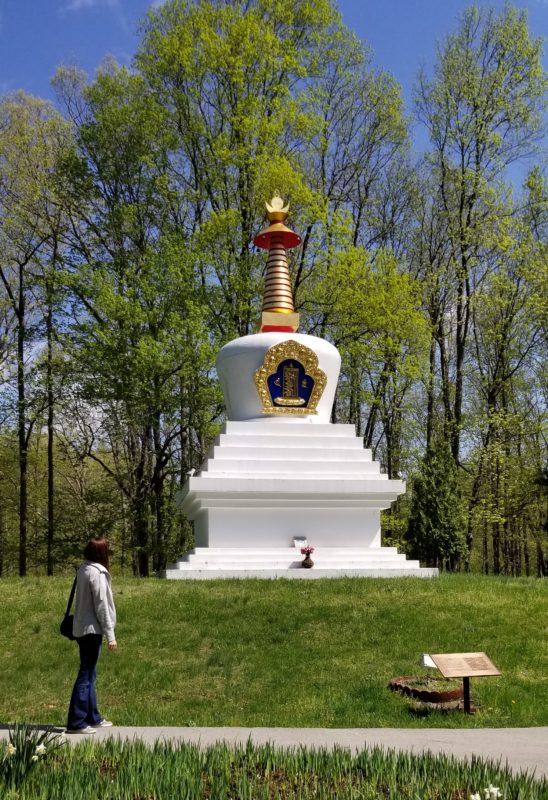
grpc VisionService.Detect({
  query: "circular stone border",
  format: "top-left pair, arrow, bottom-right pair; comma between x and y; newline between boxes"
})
388,675 -> 464,705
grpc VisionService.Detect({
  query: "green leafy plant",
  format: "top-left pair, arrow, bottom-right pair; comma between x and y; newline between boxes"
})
0,724 -> 65,791
5,740 -> 547,799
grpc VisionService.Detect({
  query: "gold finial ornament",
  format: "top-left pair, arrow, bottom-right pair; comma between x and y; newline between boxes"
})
253,194 -> 301,332
265,192 -> 290,222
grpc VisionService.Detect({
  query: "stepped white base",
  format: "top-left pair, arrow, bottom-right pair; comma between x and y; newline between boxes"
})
160,547 -> 437,579
163,421 -> 437,579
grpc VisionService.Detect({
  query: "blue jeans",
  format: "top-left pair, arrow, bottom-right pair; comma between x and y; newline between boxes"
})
67,634 -> 103,729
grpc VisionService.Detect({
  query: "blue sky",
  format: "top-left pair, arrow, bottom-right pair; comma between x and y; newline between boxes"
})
0,0 -> 546,164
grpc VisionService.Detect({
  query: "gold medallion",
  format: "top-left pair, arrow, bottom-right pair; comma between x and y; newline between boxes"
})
254,340 -> 327,416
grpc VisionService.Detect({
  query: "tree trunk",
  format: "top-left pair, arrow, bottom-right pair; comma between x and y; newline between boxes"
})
0,504 -> 4,577
46,277 -> 55,576
133,494 -> 150,578
536,541 -> 547,578
152,475 -> 166,572
347,355 -> 362,435
452,275 -> 466,462
523,523 -> 530,577
493,520 -> 501,575
120,489 -> 128,572
482,516 -> 489,575
426,334 -> 436,452
436,325 -> 453,444
17,282 -> 27,577
132,440 -> 151,577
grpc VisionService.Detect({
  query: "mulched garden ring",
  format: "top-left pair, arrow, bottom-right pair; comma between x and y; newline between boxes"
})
388,675 -> 464,705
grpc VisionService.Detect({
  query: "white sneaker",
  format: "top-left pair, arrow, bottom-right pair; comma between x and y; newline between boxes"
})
92,720 -> 113,727
66,725 -> 96,734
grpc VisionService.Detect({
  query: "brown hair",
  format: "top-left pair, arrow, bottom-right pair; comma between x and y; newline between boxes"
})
83,537 -> 110,571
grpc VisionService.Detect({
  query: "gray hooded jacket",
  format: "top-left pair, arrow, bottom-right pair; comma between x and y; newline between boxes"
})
72,560 -> 116,642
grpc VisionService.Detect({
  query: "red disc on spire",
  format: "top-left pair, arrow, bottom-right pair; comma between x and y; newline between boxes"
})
253,222 -> 301,250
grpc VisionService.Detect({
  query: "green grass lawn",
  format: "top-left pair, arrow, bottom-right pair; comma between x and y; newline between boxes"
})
1,575 -> 546,729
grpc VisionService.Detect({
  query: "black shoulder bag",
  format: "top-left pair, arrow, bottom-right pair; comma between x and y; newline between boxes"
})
60,576 -> 77,640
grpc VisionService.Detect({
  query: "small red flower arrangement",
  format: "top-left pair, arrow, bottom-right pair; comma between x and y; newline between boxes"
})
300,545 -> 315,556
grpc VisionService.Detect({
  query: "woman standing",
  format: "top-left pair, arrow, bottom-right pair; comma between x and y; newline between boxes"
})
66,537 -> 117,734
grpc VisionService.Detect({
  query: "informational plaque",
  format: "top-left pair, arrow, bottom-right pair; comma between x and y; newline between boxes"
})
430,652 -> 500,678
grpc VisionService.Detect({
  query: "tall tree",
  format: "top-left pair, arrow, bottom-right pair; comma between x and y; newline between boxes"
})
54,64 -> 217,575
0,92 -> 68,575
465,168 -> 548,573
415,5 -> 547,463
137,0 -> 346,339
407,436 -> 467,570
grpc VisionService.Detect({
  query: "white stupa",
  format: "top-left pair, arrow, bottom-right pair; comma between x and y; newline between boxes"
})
161,195 -> 437,578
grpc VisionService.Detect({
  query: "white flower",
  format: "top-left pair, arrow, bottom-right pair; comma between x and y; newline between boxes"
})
35,743 -> 47,756
6,742 -> 16,756
31,754 -> 39,762
484,786 -> 502,799
471,793 -> 481,800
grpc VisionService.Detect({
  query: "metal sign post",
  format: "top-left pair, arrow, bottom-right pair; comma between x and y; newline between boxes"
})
430,653 -> 501,713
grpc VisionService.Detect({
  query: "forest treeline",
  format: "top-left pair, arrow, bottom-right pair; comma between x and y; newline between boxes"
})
0,0 -> 546,577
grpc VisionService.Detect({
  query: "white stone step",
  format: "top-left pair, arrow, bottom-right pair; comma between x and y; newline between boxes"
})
168,547 -> 422,571
217,434 -> 365,450
203,460 -> 380,475
186,547 -> 400,557
210,446 -> 373,462
174,553 -> 419,565
199,473 -> 388,481
223,421 -> 357,437
174,555 -> 410,567
172,561 -> 421,570
188,475 -> 393,491
161,567 -> 438,579
162,546 -> 436,579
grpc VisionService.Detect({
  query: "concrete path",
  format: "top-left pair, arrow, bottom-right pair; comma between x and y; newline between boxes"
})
3,726 -> 544,779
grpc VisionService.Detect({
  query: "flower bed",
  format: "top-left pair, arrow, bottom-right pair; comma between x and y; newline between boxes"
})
2,738 -> 546,799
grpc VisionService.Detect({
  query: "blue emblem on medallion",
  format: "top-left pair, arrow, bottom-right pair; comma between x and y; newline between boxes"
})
254,340 -> 327,416
267,359 -> 315,407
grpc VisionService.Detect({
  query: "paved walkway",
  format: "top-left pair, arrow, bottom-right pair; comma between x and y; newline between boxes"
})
3,727 -> 546,779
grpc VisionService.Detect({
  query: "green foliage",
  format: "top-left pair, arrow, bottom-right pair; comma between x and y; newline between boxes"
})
0,430 -> 129,574
407,438 -> 467,569
418,5 -> 547,178
415,3 -> 548,467
137,0 -> 350,338
3,738 -> 546,799
51,62 -> 221,574
0,724 -> 65,791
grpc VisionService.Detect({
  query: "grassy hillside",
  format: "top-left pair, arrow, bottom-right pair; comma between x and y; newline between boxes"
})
1,575 -> 546,728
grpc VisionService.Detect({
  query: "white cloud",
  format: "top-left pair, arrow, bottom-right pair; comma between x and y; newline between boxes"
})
64,0 -> 118,11
61,0 -> 129,33
0,80 -> 14,97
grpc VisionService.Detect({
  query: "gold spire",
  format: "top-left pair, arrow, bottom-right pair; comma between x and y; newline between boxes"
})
253,195 -> 301,332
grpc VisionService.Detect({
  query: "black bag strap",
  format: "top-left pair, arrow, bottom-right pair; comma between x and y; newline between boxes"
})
64,575 -> 77,617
